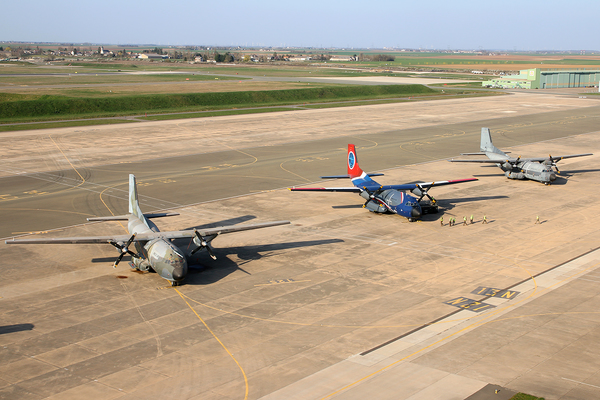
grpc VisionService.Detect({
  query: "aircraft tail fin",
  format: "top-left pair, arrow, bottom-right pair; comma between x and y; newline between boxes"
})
347,144 -> 364,179
129,174 -> 145,220
480,128 -> 506,156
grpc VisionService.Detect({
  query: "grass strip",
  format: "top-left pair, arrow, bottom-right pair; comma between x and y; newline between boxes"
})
0,84 -> 436,121
0,118 -> 139,132
509,393 -> 545,400
141,107 -> 299,120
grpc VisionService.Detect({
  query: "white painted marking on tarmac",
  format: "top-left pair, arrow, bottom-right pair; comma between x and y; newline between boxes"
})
562,377 -> 600,389
576,277 -> 600,283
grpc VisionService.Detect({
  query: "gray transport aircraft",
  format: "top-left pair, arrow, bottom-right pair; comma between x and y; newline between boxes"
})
450,128 -> 593,184
5,174 -> 290,286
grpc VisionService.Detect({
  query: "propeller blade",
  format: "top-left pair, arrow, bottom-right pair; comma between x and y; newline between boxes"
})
512,156 -> 521,168
110,234 -> 136,268
550,155 -> 561,174
113,252 -> 126,268
191,230 -> 217,260
206,245 -> 217,260
416,184 -> 435,204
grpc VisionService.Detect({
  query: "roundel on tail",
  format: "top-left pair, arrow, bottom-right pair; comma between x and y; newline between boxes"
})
348,151 -> 356,170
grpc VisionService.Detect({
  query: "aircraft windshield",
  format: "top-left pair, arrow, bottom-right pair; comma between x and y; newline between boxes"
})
382,191 -> 404,206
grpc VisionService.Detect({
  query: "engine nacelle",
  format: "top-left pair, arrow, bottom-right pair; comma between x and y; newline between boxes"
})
502,161 -> 513,171
364,201 -> 387,213
359,191 -> 371,201
131,254 -> 151,271
193,235 -> 203,247
505,170 -> 525,180
411,187 -> 423,197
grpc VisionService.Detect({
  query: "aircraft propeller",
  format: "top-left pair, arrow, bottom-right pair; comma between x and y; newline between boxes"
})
109,234 -> 138,268
191,230 -> 217,260
415,184 -> 437,204
545,154 -> 561,174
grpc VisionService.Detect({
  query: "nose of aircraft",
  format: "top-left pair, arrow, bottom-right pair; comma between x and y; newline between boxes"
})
172,261 -> 188,282
411,208 -> 421,219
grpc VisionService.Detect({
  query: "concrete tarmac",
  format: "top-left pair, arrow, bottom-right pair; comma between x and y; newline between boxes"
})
1,91 -> 600,399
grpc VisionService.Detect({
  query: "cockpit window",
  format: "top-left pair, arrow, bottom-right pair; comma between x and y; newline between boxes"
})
382,191 -> 403,206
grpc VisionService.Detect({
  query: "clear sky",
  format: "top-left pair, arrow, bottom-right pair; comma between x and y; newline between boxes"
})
3,0 -> 599,50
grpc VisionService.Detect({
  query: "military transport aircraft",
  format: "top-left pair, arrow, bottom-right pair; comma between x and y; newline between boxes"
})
450,128 -> 593,185
5,174 -> 290,286
289,144 -> 477,221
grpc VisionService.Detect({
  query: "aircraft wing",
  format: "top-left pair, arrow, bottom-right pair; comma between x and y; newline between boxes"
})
449,159 -> 509,163
5,235 -> 134,245
5,221 -> 291,245
520,153 -> 593,163
157,220 -> 291,239
413,178 -> 478,190
289,187 -> 362,193
378,178 -> 477,191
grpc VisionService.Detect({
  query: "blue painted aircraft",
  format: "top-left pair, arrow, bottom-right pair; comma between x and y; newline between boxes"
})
290,144 -> 477,221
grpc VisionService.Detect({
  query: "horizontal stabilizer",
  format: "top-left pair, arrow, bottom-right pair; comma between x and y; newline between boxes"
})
460,151 -> 511,156
143,212 -> 181,219
320,173 -> 384,179
449,159 -> 507,163
87,215 -> 129,221
87,212 -> 180,222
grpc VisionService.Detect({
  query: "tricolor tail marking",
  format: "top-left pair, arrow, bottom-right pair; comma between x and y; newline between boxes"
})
347,144 -> 363,179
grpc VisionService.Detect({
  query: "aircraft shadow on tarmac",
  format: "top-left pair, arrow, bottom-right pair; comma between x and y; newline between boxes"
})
96,238 -> 343,285
181,238 -> 344,286
419,195 -> 509,220
331,204 -> 364,209
472,173 -> 508,177
0,324 -> 34,335
188,215 -> 257,230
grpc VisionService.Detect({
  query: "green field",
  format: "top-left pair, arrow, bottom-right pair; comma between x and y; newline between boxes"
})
0,84 -> 442,122
0,58 -> 499,129
509,393 -> 545,400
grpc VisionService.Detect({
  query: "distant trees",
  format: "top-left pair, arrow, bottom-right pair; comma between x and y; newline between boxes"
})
214,51 -> 234,63
352,53 -> 395,62
313,54 -> 331,61
371,54 -> 395,61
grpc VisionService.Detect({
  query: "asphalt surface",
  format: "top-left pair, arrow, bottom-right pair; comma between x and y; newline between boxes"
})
1,90 -> 600,400
2,102 -> 599,239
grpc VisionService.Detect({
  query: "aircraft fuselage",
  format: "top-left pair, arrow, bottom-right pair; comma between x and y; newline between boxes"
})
359,188 -> 422,220
128,215 -> 189,284
487,153 -> 556,184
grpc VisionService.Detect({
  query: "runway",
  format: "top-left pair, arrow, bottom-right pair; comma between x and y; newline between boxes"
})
1,91 -> 600,399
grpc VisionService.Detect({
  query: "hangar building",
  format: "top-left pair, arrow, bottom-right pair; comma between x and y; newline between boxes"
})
483,68 -> 600,89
